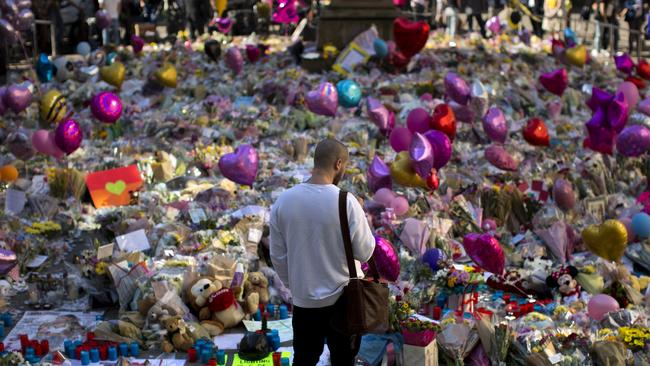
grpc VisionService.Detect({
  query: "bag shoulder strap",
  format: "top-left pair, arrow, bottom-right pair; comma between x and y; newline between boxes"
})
338,190 -> 358,279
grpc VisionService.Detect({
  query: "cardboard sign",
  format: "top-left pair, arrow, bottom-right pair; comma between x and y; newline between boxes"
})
85,165 -> 143,208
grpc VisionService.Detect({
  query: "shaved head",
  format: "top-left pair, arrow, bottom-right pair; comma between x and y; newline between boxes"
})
313,139 -> 349,185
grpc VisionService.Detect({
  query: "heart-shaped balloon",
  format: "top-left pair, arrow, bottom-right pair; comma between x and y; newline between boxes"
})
91,91 -> 123,124
154,62 -> 177,88
523,117 -> 550,146
216,17 -> 233,33
470,80 -> 488,118
369,236 -> 400,282
336,79 -> 362,108
539,68 -> 568,96
444,72 -> 470,105
409,132 -> 434,178
482,107 -> 508,143
462,233 -> 505,275
565,45 -> 587,67
366,97 -> 394,134
392,17 -> 429,58
131,35 -> 145,54
423,129 -> 452,169
205,40 -> 222,62
99,61 -> 125,88
218,144 -> 259,186
36,53 -> 54,83
553,178 -> 575,211
614,53 -> 634,74
406,107 -> 431,134
4,84 -> 32,113
54,118 -> 83,154
305,82 -> 338,117
390,151 -> 427,188
638,59 -> 650,80
6,129 -> 35,160
485,145 -> 518,171
245,44 -> 261,63
582,219 -> 627,262
225,47 -> 244,75
367,155 -> 392,193
32,129 -> 64,158
625,76 -> 646,90
40,89 -> 67,124
617,125 -> 650,157
431,103 -> 456,140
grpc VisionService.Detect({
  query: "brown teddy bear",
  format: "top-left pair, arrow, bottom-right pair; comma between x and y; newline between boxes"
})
161,316 -> 193,353
244,272 -> 270,305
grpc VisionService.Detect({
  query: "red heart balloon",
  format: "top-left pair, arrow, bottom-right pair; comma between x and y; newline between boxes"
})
523,118 -> 550,146
430,103 -> 456,140
426,169 -> 439,191
638,60 -> 650,81
393,17 -> 429,58
626,76 -> 646,90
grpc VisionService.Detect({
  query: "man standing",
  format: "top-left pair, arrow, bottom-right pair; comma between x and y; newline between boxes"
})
101,0 -> 121,44
270,139 -> 375,366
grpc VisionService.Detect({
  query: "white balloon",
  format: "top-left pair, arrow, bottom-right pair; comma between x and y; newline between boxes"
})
53,56 -> 74,82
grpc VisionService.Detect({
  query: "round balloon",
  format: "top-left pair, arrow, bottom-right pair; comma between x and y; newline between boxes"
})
40,89 -> 67,124
389,127 -> 413,152
444,72 -> 470,105
305,82 -> 338,117
6,129 -> 35,160
0,165 -> 19,182
423,129 -> 452,169
336,79 -> 362,108
374,188 -> 396,206
587,294 -> 620,321
373,38 -> 389,58
4,84 -> 32,113
54,119 -> 83,154
422,248 -> 445,272
225,47 -> 243,75
390,196 -> 409,216
91,91 -> 123,124
76,41 -> 91,56
32,129 -> 63,158
406,107 -> 431,134
553,178 -> 575,211
409,132 -> 433,178
632,212 -> 650,238
617,125 -> 650,157
482,107 -> 508,143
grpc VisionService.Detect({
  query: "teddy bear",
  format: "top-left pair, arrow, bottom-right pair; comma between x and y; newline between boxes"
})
243,272 -> 270,305
546,266 -> 582,304
160,315 -> 193,353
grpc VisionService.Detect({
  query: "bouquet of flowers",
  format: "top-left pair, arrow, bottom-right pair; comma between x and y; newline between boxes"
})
618,326 -> 650,351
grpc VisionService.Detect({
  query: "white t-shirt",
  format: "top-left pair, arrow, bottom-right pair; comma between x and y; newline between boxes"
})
102,0 -> 120,19
270,183 -> 375,308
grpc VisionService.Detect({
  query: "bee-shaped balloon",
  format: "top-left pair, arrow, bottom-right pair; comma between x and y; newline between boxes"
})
40,89 -> 67,124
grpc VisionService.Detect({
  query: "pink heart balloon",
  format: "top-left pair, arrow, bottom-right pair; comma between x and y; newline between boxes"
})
366,97 -> 394,134
406,107 -> 430,134
462,233 -> 505,275
32,129 -> 64,158
485,145 -> 518,171
369,236 -> 400,282
617,125 -> 650,157
409,132 -> 434,178
539,68 -> 568,96
367,156 -> 392,193
390,196 -> 409,216
4,84 -> 32,113
305,82 -> 338,117
614,53 -> 635,74
553,178 -> 575,211
444,72 -> 470,105
218,144 -> 258,186
482,107 -> 508,143
246,44 -> 261,63
389,127 -> 413,152
639,97 -> 650,116
423,129 -> 452,169
225,47 -> 243,75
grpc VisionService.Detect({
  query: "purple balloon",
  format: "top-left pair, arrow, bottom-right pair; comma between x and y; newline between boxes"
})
444,72 -> 470,105
614,53 -> 635,74
422,248 -> 444,272
0,87 -> 6,115
305,82 -> 338,117
366,97 -> 394,133
462,233 -> 505,275
482,107 -> 508,143
639,97 -> 650,117
486,16 -> 501,35
4,84 -> 32,113
225,47 -> 243,75
16,8 -> 33,30
370,236 -> 400,282
406,107 -> 431,134
608,92 -> 629,133
6,129 -> 34,160
216,17 -> 233,33
95,10 -> 110,29
587,87 -> 613,112
485,145 -> 518,171
54,119 -> 83,154
367,155 -> 392,193
218,144 -> 259,186
553,178 -> 575,211
423,129 -> 452,169
409,132 -> 434,178
449,100 -> 475,123
91,91 -> 123,124
617,125 -> 650,157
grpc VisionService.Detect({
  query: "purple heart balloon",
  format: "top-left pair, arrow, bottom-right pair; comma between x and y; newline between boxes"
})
218,144 -> 259,186
369,236 -> 400,282
614,53 -> 635,74
444,72 -> 470,105
225,47 -> 243,75
54,118 -> 83,154
423,129 -> 452,169
216,17 -> 233,33
538,68 -> 568,96
462,233 -> 505,275
91,91 -> 123,124
639,97 -> 650,117
449,100 -> 475,123
482,107 -> 508,143
367,155 -> 392,193
553,178 -> 575,211
366,97 -> 394,134
608,92 -> 629,133
4,84 -> 32,113
0,87 -> 6,115
6,129 -> 35,160
587,87 -> 614,112
305,82 -> 338,117
617,125 -> 650,157
409,132 -> 434,178
485,145 -> 518,171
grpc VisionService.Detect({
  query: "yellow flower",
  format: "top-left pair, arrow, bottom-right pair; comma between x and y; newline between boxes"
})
95,262 -> 108,276
625,337 -> 632,343
634,340 -> 644,347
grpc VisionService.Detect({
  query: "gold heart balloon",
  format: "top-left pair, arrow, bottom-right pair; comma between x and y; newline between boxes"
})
565,45 -> 587,68
582,219 -> 628,262
40,89 -> 67,124
390,151 -> 428,189
155,63 -> 177,88
100,61 -> 126,89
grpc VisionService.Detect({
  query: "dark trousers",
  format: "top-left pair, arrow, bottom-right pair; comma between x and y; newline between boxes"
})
467,13 -> 486,36
188,19 -> 205,39
292,298 -> 361,366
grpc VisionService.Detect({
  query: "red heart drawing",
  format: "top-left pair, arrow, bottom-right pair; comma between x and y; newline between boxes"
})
523,118 -> 550,147
393,17 -> 429,59
638,60 -> 650,81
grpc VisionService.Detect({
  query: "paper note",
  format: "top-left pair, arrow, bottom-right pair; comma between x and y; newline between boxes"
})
4,189 -> 26,215
242,319 -> 293,343
213,333 -> 244,350
248,228 -> 263,243
26,255 -> 48,268
97,243 -> 115,259
85,165 -> 143,208
115,229 -> 151,253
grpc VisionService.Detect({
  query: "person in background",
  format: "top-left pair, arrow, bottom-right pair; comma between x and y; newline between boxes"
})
412,0 -> 429,21
100,0 -> 120,44
623,0 -> 642,53
121,0 -> 140,44
465,0 -> 487,37
270,139 -> 375,366
542,0 -> 563,38
47,0 -> 64,53
67,0 -> 91,48
528,0 -> 544,36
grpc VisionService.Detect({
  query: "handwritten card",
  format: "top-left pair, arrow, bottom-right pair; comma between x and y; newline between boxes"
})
5,189 -> 26,215
85,165 -> 143,208
115,229 -> 150,253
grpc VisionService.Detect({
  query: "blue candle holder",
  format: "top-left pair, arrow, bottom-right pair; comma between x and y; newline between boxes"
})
278,305 -> 288,320
80,350 -> 90,366
108,346 -> 118,361
216,350 -> 226,365
119,343 -> 129,357
90,348 -> 100,363
130,343 -> 139,357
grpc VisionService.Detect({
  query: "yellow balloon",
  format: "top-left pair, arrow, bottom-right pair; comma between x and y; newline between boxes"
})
99,61 -> 126,88
582,219 -> 628,262
215,0 -> 227,17
389,152 -> 428,189
154,63 -> 178,88
565,45 -> 587,68
40,89 -> 67,124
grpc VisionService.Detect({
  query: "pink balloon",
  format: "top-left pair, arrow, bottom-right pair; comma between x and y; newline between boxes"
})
616,81 -> 639,109
462,233 -> 505,275
54,119 -> 83,155
370,236 -> 400,282
486,16 -> 501,35
553,179 -> 575,211
608,92 -> 629,133
305,82 -> 338,117
409,132 -> 434,178
406,107 -> 430,134
587,294 -> 620,321
423,129 -> 452,169
366,97 -> 394,134
617,125 -> 650,157
218,144 -> 258,186
485,145 -> 518,171
90,91 -> 123,124
389,127 -> 413,152
482,107 -> 508,143
390,195 -> 409,216
225,47 -> 243,75
367,156 -> 392,193
32,129 -> 63,158
539,68 -> 568,96
374,188 -> 396,206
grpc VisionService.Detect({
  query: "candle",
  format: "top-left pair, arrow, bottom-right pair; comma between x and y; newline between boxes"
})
187,348 -> 197,362
119,343 -> 128,357
107,346 -> 118,361
41,340 -> 49,355
90,348 -> 100,362
433,306 -> 442,320
130,343 -> 139,357
216,350 -> 226,365
80,351 -> 90,366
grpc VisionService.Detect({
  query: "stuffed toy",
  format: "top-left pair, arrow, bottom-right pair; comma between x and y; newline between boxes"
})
160,315 -> 193,353
243,272 -> 270,305
546,266 -> 581,303
487,269 -> 534,297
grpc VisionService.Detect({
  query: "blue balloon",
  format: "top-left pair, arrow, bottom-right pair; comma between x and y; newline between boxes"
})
36,53 -> 54,83
336,79 -> 362,108
564,27 -> 576,42
106,52 -> 118,65
632,213 -> 650,238
373,38 -> 388,59
422,248 -> 445,272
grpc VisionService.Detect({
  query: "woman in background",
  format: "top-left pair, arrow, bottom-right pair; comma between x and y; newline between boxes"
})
542,0 -> 563,38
